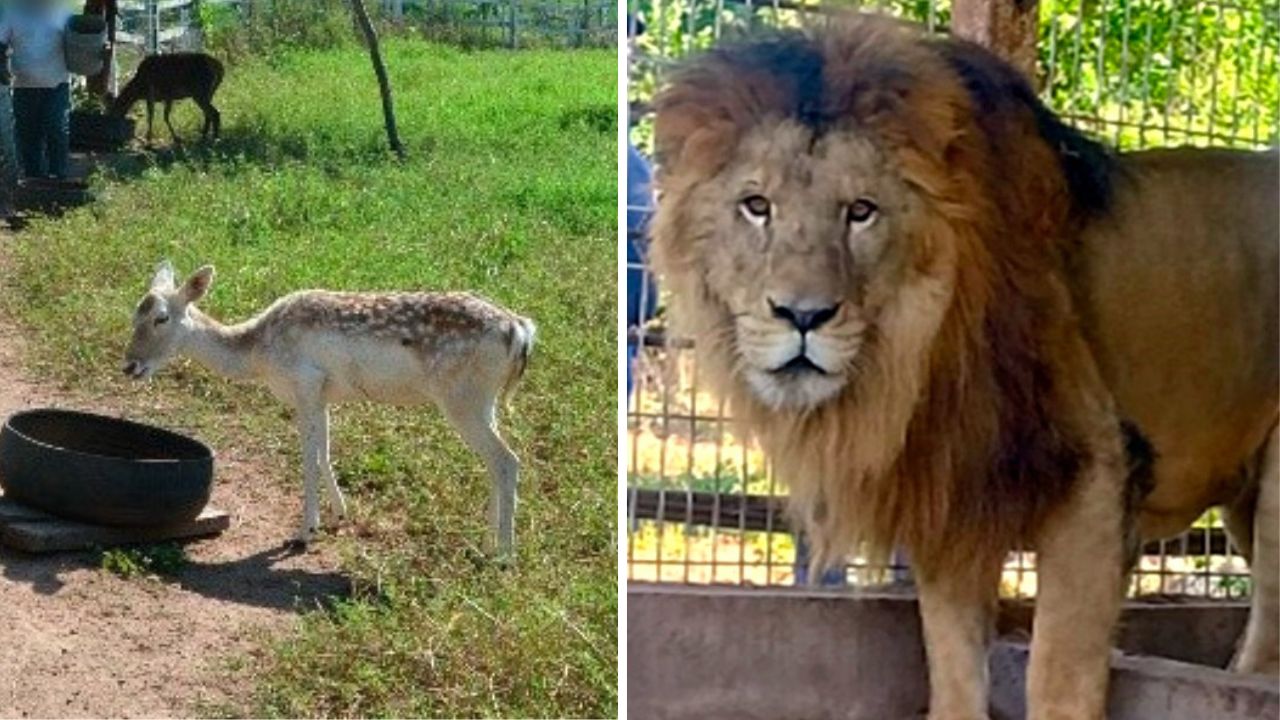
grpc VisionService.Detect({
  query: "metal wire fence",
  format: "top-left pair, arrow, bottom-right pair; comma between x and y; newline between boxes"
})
382,0 -> 617,48
625,0 -> 1278,600
117,0 -> 229,53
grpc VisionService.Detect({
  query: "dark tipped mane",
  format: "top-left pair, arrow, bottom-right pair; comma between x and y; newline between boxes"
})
934,38 -> 1116,216
709,35 -> 830,131
661,22 -> 1117,218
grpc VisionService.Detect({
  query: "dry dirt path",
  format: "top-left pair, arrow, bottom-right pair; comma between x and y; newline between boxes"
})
0,250 -> 348,717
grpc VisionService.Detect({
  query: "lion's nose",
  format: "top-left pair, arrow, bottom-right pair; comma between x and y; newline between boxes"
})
769,299 -> 840,333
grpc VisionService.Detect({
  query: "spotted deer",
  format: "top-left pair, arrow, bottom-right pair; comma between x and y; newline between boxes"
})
123,262 -> 534,553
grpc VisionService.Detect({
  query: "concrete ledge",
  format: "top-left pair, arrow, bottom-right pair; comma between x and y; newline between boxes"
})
628,584 -> 1278,720
0,498 -> 229,553
998,599 -> 1249,668
992,642 -> 1280,720
629,584 -> 929,719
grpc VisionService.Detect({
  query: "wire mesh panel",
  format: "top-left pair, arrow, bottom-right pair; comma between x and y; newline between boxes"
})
118,0 -> 213,53
384,0 -> 618,48
626,0 -> 1277,599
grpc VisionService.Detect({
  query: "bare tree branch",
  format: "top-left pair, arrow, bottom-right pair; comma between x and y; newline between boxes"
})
349,0 -> 405,159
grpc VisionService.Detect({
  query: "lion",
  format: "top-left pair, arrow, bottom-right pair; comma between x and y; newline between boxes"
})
648,16 -> 1278,720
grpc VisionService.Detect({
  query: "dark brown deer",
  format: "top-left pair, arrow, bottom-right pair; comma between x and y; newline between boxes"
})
111,53 -> 225,143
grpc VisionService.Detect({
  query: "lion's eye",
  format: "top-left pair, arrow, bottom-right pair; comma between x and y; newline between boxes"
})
846,199 -> 878,226
739,195 -> 772,225
154,315 -> 169,326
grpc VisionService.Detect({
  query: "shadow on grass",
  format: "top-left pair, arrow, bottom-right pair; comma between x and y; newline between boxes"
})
86,123 -> 401,183
0,542 -> 351,612
16,122 -> 400,218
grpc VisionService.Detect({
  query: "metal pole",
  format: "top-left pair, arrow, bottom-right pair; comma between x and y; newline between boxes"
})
508,0 -> 518,49
147,0 -> 159,54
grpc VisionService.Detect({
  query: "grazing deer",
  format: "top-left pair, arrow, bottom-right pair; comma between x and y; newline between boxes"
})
123,262 -> 534,553
110,53 -> 224,143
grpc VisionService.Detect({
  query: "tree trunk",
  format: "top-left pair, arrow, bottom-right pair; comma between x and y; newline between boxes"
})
952,0 -> 1041,85
349,0 -> 405,159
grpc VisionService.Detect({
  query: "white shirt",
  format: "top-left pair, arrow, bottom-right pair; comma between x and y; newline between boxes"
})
0,5 -> 71,89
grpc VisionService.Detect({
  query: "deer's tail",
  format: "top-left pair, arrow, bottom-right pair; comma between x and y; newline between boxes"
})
500,315 -> 535,408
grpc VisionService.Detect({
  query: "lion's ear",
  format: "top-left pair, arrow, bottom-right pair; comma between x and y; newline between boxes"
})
654,117 -> 736,183
653,86 -> 738,181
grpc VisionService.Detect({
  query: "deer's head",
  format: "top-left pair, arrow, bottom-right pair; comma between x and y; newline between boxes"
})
123,261 -> 214,380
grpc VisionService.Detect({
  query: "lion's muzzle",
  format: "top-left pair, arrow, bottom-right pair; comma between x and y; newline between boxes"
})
736,302 -> 866,410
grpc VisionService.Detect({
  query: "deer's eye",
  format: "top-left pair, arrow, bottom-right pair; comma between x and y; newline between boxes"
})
154,315 -> 169,326
846,199 -> 878,226
739,195 -> 771,225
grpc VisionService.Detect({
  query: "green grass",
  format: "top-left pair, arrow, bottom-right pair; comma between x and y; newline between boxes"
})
4,40 -> 617,718
100,543 -> 190,579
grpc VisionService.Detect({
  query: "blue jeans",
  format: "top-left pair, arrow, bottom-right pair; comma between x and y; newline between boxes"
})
13,83 -> 69,179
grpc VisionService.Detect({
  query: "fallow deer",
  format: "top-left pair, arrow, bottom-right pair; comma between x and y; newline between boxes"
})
123,262 -> 534,553
111,53 -> 224,143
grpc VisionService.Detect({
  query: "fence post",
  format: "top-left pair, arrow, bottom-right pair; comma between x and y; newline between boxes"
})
507,0 -> 518,49
146,0 -> 159,54
952,0 -> 1040,83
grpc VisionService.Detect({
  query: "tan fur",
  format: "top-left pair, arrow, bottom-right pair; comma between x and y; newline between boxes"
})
651,14 -> 1278,718
653,15 -> 1091,580
123,263 -> 535,551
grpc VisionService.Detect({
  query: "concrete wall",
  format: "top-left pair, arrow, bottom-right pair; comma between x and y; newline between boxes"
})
629,585 -> 930,719
628,584 -> 1279,720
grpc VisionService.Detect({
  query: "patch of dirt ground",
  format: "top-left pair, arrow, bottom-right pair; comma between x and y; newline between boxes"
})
0,284 -> 349,717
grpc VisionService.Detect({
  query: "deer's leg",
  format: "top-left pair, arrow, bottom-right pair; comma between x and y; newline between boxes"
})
1233,426 -> 1279,674
145,99 -> 155,142
163,101 -> 179,144
1027,436 -> 1127,720
441,391 -> 518,558
316,405 -> 348,524
196,97 -> 220,140
917,556 -> 1000,720
293,398 -> 327,544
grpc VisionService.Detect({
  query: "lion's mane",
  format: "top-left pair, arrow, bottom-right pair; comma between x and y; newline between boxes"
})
650,17 -> 1123,578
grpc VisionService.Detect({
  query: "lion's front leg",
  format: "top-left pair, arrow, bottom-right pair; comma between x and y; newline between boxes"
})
1027,447 -> 1127,720
1233,425 -> 1279,674
917,559 -> 1001,720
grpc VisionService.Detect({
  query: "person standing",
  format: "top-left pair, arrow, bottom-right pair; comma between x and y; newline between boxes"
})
83,0 -> 116,102
0,0 -> 72,180
625,13 -> 657,399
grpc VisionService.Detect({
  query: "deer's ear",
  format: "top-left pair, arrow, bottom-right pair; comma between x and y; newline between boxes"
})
151,260 -> 176,291
181,265 -> 215,304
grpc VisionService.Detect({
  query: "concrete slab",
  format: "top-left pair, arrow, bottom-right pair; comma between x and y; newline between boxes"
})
628,584 -> 1279,720
991,642 -> 1280,720
999,599 -> 1249,668
628,584 -> 930,720
0,497 -> 228,553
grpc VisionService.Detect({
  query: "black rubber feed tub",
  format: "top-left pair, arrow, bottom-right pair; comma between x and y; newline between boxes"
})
0,409 -> 213,526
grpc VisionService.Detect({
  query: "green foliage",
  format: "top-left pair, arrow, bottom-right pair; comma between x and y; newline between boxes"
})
201,0 -> 366,60
631,469 -> 775,495
100,543 -> 189,579
5,40 -> 616,717
1041,0 -> 1279,147
1217,573 -> 1252,597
